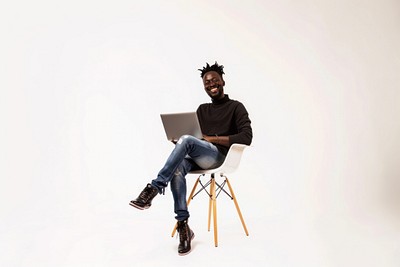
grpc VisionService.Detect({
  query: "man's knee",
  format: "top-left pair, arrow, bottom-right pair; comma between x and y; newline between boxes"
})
177,135 -> 196,145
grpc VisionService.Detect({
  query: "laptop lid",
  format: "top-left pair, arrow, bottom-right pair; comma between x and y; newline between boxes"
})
160,112 -> 203,142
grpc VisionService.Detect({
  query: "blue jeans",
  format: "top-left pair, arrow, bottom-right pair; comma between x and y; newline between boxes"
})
151,135 -> 225,221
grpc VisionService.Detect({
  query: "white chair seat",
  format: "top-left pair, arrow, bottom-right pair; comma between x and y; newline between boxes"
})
189,143 -> 248,175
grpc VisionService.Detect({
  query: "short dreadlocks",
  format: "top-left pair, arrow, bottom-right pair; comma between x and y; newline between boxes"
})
198,61 -> 225,78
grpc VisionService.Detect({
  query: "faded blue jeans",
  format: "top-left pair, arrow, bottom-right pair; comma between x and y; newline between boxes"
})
151,135 -> 225,221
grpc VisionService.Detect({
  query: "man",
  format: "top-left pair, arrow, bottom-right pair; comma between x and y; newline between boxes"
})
130,62 -> 253,255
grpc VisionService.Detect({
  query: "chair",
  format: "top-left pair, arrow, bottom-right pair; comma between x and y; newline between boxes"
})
171,143 -> 250,247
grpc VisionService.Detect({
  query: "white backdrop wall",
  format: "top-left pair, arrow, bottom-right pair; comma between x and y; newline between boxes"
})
1,1 -> 400,266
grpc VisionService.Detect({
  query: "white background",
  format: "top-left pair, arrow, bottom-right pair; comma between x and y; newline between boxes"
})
1,0 -> 400,266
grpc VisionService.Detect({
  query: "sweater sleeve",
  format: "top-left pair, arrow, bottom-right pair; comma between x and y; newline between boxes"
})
229,102 -> 253,146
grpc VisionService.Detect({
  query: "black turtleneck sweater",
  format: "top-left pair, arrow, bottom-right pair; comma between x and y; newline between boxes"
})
196,95 -> 253,155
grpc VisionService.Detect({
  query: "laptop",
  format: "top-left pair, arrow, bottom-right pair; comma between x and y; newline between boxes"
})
160,111 -> 203,142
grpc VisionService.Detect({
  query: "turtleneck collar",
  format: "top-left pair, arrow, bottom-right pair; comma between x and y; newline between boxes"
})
211,94 -> 230,105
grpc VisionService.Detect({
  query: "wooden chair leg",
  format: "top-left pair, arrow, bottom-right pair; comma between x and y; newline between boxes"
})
171,177 -> 200,237
225,178 -> 249,236
207,176 -> 214,232
211,177 -> 218,247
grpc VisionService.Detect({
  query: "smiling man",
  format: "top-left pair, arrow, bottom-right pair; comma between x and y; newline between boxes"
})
129,62 -> 253,255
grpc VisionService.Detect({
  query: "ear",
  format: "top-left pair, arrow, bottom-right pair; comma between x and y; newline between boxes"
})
222,79 -> 226,86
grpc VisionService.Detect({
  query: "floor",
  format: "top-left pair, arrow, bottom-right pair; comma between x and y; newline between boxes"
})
1,171 -> 399,267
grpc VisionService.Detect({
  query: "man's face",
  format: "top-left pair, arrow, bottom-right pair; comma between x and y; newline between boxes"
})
202,71 -> 225,100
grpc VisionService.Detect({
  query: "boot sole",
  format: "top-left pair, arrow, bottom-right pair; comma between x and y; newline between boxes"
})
129,202 -> 150,210
178,232 -> 195,256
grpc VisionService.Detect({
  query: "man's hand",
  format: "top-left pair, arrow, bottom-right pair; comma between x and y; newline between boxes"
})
202,135 -> 212,143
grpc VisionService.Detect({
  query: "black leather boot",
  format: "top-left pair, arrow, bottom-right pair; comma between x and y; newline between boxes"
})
176,219 -> 195,256
129,184 -> 159,210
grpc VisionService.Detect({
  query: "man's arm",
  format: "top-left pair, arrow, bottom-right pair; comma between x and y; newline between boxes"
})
228,103 -> 252,146
202,135 -> 230,147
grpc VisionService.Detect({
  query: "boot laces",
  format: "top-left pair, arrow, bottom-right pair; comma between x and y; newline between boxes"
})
177,222 -> 189,242
139,186 -> 155,201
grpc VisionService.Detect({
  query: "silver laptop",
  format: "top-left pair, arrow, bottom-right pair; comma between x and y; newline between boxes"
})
160,112 -> 203,142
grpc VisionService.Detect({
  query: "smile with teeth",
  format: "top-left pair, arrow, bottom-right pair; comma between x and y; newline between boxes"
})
208,85 -> 219,93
